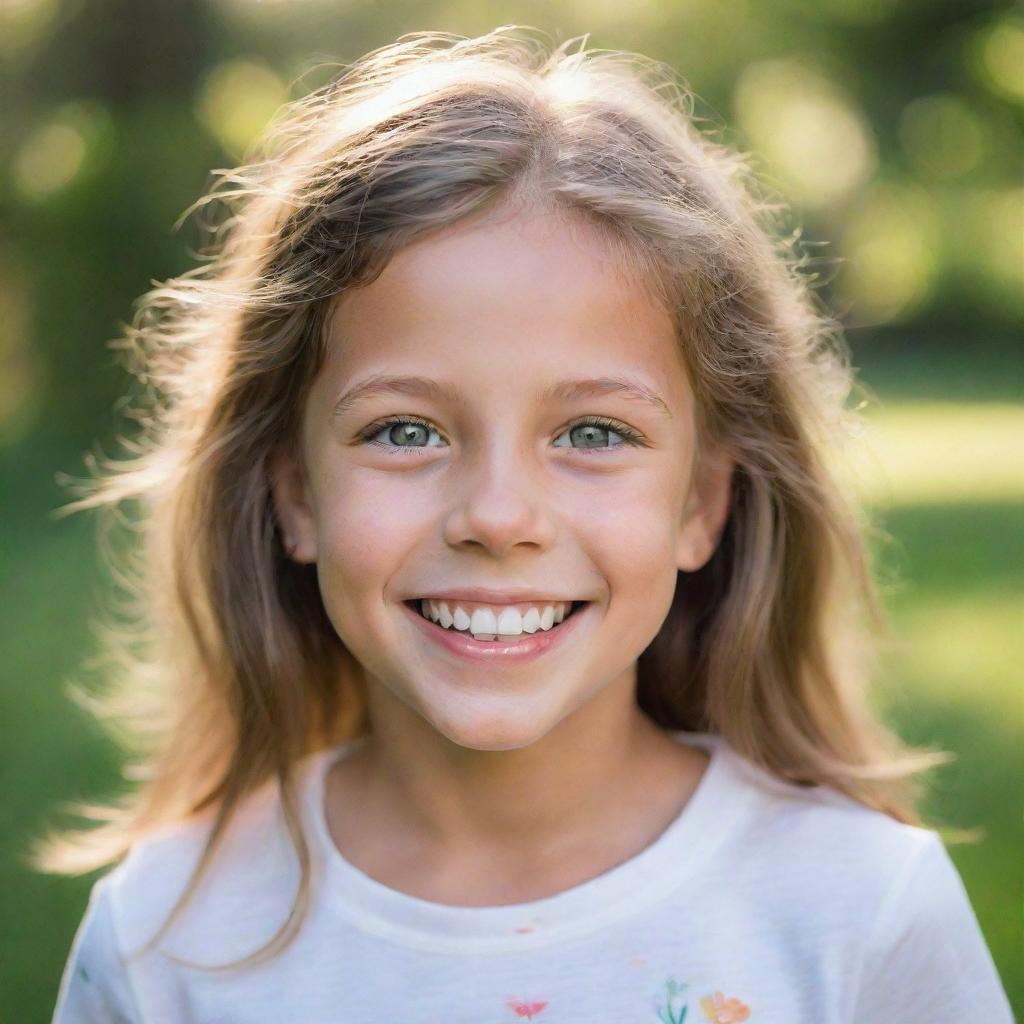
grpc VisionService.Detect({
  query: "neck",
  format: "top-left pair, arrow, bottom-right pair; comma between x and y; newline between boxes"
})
330,667 -> 697,873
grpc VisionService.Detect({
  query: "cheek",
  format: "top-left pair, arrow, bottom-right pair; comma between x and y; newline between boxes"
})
311,472 -> 429,610
570,468 -> 681,563
566,471 -> 681,626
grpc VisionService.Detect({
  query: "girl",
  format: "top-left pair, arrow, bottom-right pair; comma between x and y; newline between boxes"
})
44,25 -> 1012,1024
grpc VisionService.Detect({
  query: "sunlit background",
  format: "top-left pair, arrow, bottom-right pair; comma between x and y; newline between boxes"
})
1,0 -> 1021,1017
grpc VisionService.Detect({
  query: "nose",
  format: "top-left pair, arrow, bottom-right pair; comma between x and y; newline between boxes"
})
441,437 -> 558,557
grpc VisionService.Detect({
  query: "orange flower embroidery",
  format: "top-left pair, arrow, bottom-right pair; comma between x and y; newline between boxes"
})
700,991 -> 751,1023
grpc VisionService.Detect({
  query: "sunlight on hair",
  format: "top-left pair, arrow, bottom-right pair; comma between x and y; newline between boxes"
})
843,402 -> 1024,506
734,59 -> 876,209
196,59 -> 289,159
327,59 -> 494,142
838,183 -> 939,324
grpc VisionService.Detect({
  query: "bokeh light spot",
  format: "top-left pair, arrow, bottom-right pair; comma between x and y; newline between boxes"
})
899,93 -> 989,180
817,0 -> 894,25
0,256 -> 43,447
839,183 -> 940,323
978,187 -> 1024,314
841,402 -> 1024,506
975,17 -> 1024,103
196,59 -> 289,159
12,122 -> 86,201
10,99 -> 115,204
885,593 -> 1024,724
0,0 -> 61,60
734,59 -> 877,208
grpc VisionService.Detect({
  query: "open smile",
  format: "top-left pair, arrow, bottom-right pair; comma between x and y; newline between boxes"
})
401,599 -> 592,663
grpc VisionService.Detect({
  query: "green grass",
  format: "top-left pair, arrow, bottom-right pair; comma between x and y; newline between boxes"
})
2,350 -> 1021,1019
0,506 -> 128,1018
870,503 -> 1023,997
843,402 -> 1024,506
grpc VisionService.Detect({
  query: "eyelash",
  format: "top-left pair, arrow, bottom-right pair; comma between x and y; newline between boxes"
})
357,415 -> 647,456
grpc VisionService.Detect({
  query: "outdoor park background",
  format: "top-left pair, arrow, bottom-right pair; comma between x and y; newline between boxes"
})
1,0 -> 1021,1018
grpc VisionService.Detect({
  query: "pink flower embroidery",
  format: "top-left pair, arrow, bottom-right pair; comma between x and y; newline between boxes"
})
700,991 -> 751,1023
507,998 -> 548,1019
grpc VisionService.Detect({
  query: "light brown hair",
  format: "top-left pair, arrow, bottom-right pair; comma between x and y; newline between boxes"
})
30,25 -> 960,970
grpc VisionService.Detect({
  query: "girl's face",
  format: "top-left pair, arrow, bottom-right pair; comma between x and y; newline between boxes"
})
272,201 -> 734,752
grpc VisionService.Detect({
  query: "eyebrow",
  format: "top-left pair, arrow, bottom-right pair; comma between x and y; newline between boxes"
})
331,374 -> 673,420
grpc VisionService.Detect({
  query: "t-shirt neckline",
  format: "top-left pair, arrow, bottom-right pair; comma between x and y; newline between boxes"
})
303,729 -> 745,954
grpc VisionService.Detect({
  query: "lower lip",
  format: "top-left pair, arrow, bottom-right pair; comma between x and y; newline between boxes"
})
402,601 -> 591,663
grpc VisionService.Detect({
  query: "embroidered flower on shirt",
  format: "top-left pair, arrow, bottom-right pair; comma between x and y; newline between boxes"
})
656,977 -> 689,1024
699,991 -> 751,1023
655,978 -> 751,1023
506,997 -> 548,1019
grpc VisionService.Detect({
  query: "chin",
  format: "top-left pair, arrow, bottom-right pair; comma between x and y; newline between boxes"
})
421,698 -> 558,753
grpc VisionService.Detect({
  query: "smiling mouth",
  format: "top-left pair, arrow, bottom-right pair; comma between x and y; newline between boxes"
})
404,599 -> 589,641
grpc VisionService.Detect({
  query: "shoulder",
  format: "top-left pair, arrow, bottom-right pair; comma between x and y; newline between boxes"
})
53,873 -> 140,1023
711,737 -> 948,919
714,735 -> 936,853
99,748 -> 329,964
713,742 -> 1012,1017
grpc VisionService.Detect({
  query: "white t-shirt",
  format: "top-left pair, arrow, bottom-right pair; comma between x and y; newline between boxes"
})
52,730 -> 1014,1023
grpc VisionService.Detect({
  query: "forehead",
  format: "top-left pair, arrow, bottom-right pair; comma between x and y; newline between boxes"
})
318,203 -> 690,410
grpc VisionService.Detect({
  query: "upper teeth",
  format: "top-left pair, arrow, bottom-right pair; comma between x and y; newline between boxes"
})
419,600 -> 573,638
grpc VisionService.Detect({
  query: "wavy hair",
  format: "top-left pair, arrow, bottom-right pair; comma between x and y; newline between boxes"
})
30,25 -> 960,970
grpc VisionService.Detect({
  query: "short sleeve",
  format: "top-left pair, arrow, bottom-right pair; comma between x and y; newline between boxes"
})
52,875 -> 140,1024
850,830 -> 1014,1023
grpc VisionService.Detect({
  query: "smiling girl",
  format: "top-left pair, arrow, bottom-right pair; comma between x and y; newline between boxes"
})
45,26 -> 1011,1023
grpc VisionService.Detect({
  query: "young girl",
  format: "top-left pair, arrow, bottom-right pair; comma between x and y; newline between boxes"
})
44,25 -> 1012,1024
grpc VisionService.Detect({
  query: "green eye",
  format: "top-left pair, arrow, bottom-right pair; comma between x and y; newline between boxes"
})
359,416 -> 447,454
358,415 -> 646,455
552,417 -> 645,452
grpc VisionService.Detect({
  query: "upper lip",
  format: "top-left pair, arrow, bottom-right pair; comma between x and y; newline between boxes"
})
407,588 -> 584,605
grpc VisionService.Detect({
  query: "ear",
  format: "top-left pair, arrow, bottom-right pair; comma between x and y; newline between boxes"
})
676,443 -> 735,573
268,444 -> 318,564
